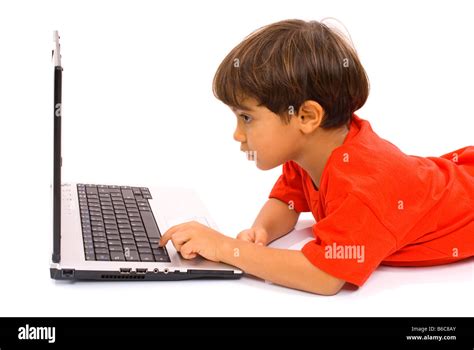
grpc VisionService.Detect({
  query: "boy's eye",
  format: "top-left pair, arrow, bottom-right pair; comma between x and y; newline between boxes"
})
239,114 -> 253,124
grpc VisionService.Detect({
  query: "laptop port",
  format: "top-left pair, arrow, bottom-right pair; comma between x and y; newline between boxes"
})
62,269 -> 74,278
153,268 -> 159,273
120,268 -> 131,274
163,268 -> 169,274
136,268 -> 147,274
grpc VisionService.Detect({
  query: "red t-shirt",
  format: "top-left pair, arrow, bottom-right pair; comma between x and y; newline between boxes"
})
269,114 -> 474,286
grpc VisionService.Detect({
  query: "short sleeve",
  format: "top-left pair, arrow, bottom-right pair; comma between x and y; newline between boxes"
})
268,161 -> 310,213
301,193 -> 398,286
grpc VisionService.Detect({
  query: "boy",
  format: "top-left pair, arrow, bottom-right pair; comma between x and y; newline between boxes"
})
159,19 -> 474,295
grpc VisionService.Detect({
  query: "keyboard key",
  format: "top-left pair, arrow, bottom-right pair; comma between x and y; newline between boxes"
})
109,246 -> 124,252
153,248 -> 167,256
111,252 -> 125,261
96,254 -> 110,261
125,250 -> 140,261
138,247 -> 152,254
142,190 -> 152,199
94,243 -> 108,249
122,189 -> 134,199
92,233 -> 106,239
120,234 -> 134,241
85,247 -> 95,255
123,244 -> 138,251
155,256 -> 170,262
140,211 -> 161,239
139,253 -> 154,261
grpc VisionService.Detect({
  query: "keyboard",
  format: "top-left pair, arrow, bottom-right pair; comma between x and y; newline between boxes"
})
77,184 -> 170,262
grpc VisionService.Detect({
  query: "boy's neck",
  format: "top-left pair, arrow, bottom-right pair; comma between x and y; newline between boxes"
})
294,124 -> 349,190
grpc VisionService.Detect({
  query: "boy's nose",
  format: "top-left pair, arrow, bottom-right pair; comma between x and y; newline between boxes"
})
233,127 -> 246,143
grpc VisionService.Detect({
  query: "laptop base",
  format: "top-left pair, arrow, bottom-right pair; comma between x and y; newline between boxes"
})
50,267 -> 242,281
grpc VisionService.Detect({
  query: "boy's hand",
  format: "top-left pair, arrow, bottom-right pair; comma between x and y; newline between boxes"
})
236,226 -> 269,246
158,221 -> 227,262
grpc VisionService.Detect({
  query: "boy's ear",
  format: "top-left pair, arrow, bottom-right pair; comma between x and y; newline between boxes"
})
295,100 -> 325,134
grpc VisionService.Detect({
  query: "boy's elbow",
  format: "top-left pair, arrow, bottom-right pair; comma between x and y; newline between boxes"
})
311,278 -> 346,296
309,275 -> 346,296
304,259 -> 346,296
319,279 -> 345,296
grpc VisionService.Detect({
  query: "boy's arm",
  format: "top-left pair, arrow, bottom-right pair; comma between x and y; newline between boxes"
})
160,198 -> 344,295
217,238 -> 346,295
233,199 -> 345,295
252,198 -> 300,243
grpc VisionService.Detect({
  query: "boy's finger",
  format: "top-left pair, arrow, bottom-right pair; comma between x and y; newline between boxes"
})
159,225 -> 180,246
236,230 -> 254,242
159,222 -> 192,246
158,235 -> 169,247
180,242 -> 197,260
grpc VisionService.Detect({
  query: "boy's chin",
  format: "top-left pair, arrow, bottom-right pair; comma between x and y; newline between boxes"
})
255,159 -> 280,171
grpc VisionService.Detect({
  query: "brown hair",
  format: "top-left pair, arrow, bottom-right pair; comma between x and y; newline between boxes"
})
212,19 -> 370,129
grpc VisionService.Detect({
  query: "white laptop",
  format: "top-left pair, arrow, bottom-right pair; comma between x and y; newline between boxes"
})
50,31 -> 242,281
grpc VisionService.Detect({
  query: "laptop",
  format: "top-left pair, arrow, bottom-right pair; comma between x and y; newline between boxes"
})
50,31 -> 243,280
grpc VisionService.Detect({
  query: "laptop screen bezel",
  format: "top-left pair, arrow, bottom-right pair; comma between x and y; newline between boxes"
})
52,31 -> 62,263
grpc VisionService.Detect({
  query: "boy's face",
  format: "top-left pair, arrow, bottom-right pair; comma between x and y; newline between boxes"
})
230,98 -> 303,170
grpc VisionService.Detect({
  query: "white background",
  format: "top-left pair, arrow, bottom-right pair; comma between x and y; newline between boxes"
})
0,0 -> 473,316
